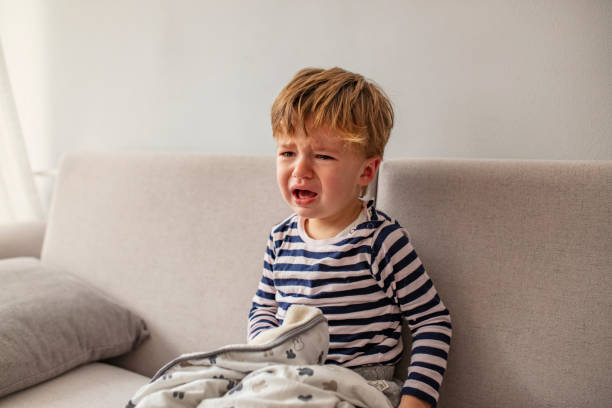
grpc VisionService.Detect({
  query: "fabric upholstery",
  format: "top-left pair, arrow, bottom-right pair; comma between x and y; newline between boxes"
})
0,363 -> 148,408
376,159 -> 612,408
27,153 -> 611,407
0,257 -> 148,397
41,153 -> 289,378
0,221 -> 45,259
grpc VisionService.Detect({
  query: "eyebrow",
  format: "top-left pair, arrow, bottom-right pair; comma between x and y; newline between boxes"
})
277,142 -> 295,149
276,140 -> 342,153
311,142 -> 341,153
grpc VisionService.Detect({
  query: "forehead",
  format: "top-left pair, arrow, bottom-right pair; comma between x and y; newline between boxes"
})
275,125 -> 346,150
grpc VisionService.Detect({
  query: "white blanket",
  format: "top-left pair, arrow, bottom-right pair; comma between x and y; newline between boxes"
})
126,305 -> 392,408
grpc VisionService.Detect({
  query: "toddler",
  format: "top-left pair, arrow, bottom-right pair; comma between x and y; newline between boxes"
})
248,67 -> 451,408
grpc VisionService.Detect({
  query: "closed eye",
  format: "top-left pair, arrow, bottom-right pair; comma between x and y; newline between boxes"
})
316,154 -> 335,160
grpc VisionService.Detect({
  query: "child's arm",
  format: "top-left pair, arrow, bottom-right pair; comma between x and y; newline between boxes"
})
247,233 -> 280,340
398,395 -> 431,408
371,225 -> 452,408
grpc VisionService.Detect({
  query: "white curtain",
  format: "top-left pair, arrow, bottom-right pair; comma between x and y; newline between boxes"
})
0,38 -> 43,222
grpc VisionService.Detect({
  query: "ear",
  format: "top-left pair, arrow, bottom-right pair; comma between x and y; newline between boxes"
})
358,156 -> 381,187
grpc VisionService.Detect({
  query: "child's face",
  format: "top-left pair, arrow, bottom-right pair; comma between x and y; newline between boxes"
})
275,123 -> 379,229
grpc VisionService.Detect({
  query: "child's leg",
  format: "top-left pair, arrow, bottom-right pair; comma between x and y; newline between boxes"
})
352,365 -> 403,407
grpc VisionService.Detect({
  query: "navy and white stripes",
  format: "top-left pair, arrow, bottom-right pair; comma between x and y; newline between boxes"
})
248,201 -> 451,406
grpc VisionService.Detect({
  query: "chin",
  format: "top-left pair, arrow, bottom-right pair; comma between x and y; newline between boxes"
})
291,206 -> 314,217
288,204 -> 319,218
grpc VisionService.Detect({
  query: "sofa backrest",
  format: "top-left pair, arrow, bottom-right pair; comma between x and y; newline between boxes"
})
42,153 -> 611,407
41,152 -> 288,377
376,159 -> 612,408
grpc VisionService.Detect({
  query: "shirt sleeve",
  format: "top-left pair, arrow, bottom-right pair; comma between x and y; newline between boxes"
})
247,232 -> 280,341
370,223 -> 452,408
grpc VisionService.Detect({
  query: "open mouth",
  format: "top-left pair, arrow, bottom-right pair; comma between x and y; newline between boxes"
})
292,189 -> 318,200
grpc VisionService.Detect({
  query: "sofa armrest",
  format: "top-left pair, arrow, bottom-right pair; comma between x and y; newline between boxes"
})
0,221 -> 46,259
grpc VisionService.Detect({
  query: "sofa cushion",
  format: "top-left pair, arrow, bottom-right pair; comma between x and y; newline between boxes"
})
40,153 -> 289,377
0,258 -> 149,397
0,363 -> 149,408
377,159 -> 612,408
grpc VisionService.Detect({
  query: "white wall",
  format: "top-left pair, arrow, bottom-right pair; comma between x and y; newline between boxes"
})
1,0 -> 611,207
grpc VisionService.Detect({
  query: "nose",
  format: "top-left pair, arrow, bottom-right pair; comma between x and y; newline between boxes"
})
293,156 -> 312,180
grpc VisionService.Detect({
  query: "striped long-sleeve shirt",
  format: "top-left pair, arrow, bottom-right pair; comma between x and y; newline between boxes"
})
248,200 -> 451,406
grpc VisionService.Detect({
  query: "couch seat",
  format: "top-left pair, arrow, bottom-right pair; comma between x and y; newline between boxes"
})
0,363 -> 149,408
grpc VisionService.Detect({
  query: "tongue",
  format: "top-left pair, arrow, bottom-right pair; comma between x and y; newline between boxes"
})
298,190 -> 316,198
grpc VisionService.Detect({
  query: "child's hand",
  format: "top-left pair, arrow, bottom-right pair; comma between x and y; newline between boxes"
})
397,395 -> 431,408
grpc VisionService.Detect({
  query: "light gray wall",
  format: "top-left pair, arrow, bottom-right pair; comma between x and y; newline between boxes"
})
1,1 -> 611,178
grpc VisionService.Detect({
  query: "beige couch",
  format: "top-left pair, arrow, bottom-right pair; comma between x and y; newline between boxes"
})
0,152 -> 610,408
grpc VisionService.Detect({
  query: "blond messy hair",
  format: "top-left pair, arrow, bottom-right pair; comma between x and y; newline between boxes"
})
271,67 -> 394,158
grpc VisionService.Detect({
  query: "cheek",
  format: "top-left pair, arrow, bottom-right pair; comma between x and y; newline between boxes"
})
276,166 -> 290,193
323,169 -> 360,195
322,172 -> 349,192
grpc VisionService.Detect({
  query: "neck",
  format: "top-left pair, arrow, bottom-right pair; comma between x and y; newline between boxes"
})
305,199 -> 363,240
